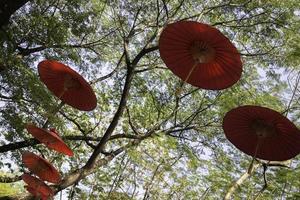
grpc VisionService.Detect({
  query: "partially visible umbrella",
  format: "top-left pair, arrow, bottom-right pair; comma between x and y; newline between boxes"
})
26,124 -> 74,156
22,174 -> 54,199
22,151 -> 61,183
25,186 -> 49,200
223,105 -> 300,161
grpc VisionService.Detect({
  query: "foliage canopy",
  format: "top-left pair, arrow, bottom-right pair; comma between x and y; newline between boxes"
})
0,0 -> 300,199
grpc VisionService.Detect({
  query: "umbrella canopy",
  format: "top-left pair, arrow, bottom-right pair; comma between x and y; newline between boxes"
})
223,105 -> 300,161
26,124 -> 74,156
25,186 -> 49,200
159,21 -> 242,90
38,60 -> 97,111
22,151 -> 61,183
22,174 -> 54,199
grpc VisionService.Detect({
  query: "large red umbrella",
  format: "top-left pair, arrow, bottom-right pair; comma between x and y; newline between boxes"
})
22,174 -> 54,199
26,124 -> 74,156
223,105 -> 300,161
22,151 -> 61,183
38,60 -> 97,111
159,21 -> 242,90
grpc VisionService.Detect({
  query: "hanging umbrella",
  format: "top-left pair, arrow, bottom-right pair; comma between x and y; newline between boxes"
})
159,21 -> 242,90
26,124 -> 74,156
223,105 -> 300,161
25,186 -> 49,200
38,60 -> 97,111
22,174 -> 54,199
22,151 -> 61,183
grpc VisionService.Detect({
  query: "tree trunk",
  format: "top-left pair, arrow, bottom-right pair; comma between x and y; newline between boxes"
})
0,0 -> 30,28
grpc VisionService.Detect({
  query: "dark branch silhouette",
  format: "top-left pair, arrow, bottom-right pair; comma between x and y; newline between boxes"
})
0,0 -> 30,28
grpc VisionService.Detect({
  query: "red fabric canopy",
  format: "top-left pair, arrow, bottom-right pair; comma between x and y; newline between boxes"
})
223,105 -> 300,161
25,186 -> 49,200
159,21 -> 242,90
22,151 -> 61,183
38,60 -> 97,111
26,124 -> 74,156
22,174 -> 54,199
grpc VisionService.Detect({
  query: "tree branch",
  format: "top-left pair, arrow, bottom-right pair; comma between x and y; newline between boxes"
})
0,174 -> 21,183
223,163 -> 261,200
83,28 -> 159,170
0,134 -> 142,154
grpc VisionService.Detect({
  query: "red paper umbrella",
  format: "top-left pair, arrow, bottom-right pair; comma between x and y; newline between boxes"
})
223,105 -> 300,161
22,174 -> 54,199
159,21 -> 242,90
26,124 -> 74,156
38,60 -> 97,111
22,151 -> 61,183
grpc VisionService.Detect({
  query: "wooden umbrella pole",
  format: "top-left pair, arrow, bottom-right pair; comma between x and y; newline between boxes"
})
42,89 -> 67,128
176,62 -> 198,96
50,101 -> 65,115
51,87 -> 68,114
247,139 -> 263,174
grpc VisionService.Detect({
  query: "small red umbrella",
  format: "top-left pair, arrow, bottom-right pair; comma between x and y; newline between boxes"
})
159,21 -> 242,90
38,60 -> 97,111
26,124 -> 74,156
22,151 -> 61,183
223,105 -> 300,161
22,174 -> 54,199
